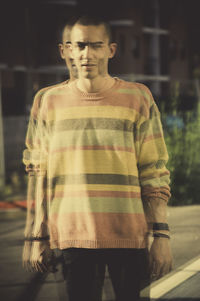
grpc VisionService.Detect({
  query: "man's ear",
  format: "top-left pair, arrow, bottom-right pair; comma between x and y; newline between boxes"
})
109,43 -> 117,59
58,43 -> 65,59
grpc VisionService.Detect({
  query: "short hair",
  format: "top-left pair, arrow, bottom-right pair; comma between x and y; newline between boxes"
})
73,15 -> 112,44
57,16 -> 78,44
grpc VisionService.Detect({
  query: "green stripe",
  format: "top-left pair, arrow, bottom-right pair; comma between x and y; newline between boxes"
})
48,174 -> 139,188
139,160 -> 166,170
150,104 -> 160,119
49,118 -> 134,132
50,129 -> 134,149
50,197 -> 143,214
139,118 -> 161,134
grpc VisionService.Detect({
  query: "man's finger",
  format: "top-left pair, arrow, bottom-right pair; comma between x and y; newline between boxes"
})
153,260 -> 172,280
30,259 -> 44,273
150,260 -> 159,280
158,262 -> 167,279
23,260 -> 32,272
151,259 -> 164,280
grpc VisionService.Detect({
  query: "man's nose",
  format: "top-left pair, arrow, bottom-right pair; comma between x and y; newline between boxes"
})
82,45 -> 92,59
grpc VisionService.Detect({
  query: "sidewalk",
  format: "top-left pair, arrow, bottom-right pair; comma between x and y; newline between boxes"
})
1,201 -> 200,300
0,203 -> 116,301
0,192 -> 27,210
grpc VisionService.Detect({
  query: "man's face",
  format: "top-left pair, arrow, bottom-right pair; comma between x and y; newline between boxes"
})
59,26 -> 78,79
70,24 -> 116,80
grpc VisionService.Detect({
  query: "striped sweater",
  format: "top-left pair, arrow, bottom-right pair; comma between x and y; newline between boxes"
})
23,77 -> 170,249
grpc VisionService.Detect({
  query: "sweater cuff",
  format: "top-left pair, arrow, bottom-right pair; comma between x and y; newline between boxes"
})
142,186 -> 171,203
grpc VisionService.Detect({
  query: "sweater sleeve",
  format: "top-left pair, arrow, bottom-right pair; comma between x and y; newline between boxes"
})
135,85 -> 171,231
23,89 -> 49,240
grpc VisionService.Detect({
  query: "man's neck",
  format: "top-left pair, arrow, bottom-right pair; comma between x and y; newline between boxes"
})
77,76 -> 115,93
68,78 -> 75,83
68,73 -> 77,83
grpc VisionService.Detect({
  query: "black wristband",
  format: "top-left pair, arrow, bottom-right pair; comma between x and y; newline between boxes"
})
24,235 -> 50,242
153,223 -> 169,231
153,232 -> 170,239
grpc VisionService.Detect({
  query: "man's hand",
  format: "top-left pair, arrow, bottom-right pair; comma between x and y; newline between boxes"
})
23,241 -> 54,273
149,237 -> 173,281
22,241 -> 32,271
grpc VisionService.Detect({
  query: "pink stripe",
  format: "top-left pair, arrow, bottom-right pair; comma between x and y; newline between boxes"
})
51,190 -> 141,199
45,87 -> 149,117
50,145 -> 134,153
47,94 -> 143,113
143,133 -> 162,143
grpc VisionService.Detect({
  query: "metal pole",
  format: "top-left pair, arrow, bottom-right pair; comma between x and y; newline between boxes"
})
0,71 -> 5,189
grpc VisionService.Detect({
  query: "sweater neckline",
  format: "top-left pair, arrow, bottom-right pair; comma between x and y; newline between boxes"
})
69,77 -> 121,100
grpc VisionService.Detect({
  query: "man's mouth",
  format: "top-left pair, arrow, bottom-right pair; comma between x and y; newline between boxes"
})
81,63 -> 96,67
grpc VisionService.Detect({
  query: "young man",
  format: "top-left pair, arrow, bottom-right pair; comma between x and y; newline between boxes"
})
23,15 -> 173,301
22,21 -> 78,272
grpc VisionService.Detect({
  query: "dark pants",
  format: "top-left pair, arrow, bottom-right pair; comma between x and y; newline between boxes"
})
53,248 -> 150,301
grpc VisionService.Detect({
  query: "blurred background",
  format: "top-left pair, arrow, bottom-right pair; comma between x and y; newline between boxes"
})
0,0 -> 200,206
0,0 -> 200,205
1,1 -> 200,301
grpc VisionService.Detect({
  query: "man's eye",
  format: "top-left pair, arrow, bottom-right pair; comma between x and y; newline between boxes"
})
77,43 -> 86,50
93,45 -> 102,49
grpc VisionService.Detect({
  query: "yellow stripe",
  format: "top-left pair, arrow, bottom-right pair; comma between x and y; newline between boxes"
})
48,150 -> 138,177
47,106 -> 139,122
139,138 -> 168,164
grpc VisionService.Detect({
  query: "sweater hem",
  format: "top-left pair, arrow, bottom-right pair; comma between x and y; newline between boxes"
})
50,238 -> 148,250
